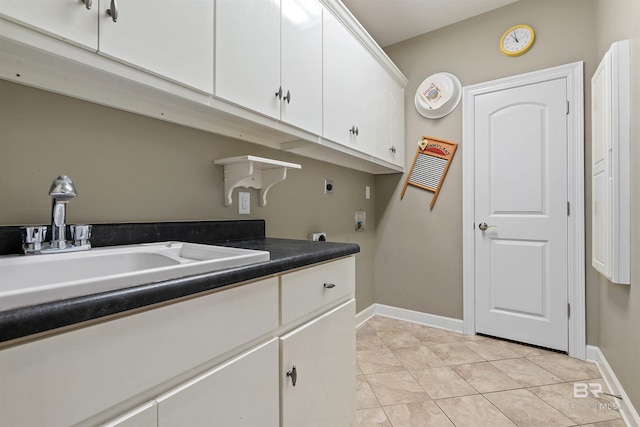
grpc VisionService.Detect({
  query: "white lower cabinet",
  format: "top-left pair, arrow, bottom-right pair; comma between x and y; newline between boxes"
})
0,257 -> 355,427
156,339 -> 279,427
281,299 -> 356,427
0,278 -> 279,427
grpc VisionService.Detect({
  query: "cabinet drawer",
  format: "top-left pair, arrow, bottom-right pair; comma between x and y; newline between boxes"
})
0,277 -> 278,427
281,257 -> 355,325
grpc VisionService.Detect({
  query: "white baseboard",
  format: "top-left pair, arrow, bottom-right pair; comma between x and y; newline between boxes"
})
355,304 -> 377,327
356,303 -> 464,333
586,345 -> 640,427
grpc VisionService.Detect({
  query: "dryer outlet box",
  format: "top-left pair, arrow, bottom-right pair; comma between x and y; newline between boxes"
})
324,179 -> 334,194
310,232 -> 327,242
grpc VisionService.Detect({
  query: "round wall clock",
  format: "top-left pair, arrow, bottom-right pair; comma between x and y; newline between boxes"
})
500,24 -> 535,56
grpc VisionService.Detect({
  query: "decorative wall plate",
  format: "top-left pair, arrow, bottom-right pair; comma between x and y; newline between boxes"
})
414,72 -> 462,119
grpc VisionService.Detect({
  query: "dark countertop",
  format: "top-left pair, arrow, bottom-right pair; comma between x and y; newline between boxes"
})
0,237 -> 360,344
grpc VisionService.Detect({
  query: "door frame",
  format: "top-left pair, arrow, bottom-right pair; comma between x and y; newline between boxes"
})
461,62 -> 585,359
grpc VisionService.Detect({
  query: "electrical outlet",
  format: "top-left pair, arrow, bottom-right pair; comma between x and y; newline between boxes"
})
239,192 -> 250,214
324,179 -> 333,194
311,232 -> 327,241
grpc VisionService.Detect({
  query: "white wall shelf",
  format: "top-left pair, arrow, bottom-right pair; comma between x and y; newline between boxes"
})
214,156 -> 301,207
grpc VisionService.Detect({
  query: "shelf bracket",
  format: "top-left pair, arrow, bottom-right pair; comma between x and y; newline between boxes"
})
214,156 -> 301,207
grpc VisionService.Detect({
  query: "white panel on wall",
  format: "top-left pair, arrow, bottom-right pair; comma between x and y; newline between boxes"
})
591,39 -> 631,285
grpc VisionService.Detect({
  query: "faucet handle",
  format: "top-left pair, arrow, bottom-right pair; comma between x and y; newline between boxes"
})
21,226 -> 48,252
49,175 -> 77,200
70,224 -> 92,247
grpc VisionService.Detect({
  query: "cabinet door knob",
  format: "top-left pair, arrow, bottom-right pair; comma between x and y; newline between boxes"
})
83,0 -> 92,10
350,125 -> 359,136
106,0 -> 118,22
286,365 -> 297,386
390,146 -> 397,154
324,283 -> 336,289
284,90 -> 291,104
275,86 -> 283,100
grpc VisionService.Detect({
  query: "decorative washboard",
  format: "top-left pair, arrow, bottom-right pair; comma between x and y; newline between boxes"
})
401,136 -> 458,208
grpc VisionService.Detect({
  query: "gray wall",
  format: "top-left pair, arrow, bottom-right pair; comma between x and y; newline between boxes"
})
594,0 -> 640,411
0,80 -> 376,311
377,0 -> 597,330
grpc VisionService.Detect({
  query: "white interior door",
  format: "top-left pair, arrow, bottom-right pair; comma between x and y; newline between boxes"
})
474,77 -> 569,351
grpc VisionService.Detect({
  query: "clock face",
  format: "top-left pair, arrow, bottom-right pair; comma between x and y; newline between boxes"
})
500,25 -> 534,56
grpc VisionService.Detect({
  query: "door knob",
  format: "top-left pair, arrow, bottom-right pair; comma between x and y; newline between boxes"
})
478,222 -> 497,231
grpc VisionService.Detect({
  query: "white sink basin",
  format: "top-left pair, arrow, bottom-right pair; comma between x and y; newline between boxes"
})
0,242 -> 270,311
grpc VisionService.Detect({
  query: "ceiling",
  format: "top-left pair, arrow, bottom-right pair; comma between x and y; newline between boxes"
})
341,0 -> 519,47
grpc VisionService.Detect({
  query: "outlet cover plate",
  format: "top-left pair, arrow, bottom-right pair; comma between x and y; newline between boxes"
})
239,192 -> 250,214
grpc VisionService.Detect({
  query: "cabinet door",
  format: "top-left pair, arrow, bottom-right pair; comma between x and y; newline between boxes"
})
374,62 -> 405,167
281,299 -> 356,427
280,0 -> 322,134
0,0 -> 98,50
215,0 -> 280,118
323,11 -> 374,154
103,402 -> 157,427
0,278 -> 278,427
157,339 -> 279,427
98,0 -> 214,94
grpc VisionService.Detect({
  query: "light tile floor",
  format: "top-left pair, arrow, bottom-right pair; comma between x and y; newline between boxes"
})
354,315 -> 625,427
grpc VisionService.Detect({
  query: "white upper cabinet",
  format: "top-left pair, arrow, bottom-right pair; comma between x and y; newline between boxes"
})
215,0 -> 280,117
0,0 -> 406,173
374,62 -> 405,167
216,0 -> 322,135
0,0 -> 98,50
98,0 -> 214,94
280,0 -> 323,135
323,9 -> 375,155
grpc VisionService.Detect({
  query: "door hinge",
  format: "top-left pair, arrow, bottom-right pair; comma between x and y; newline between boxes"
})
567,201 -> 570,216
566,100 -> 570,115
568,303 -> 571,318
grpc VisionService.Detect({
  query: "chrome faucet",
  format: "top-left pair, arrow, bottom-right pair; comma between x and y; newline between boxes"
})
49,175 -> 77,249
20,175 -> 91,254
